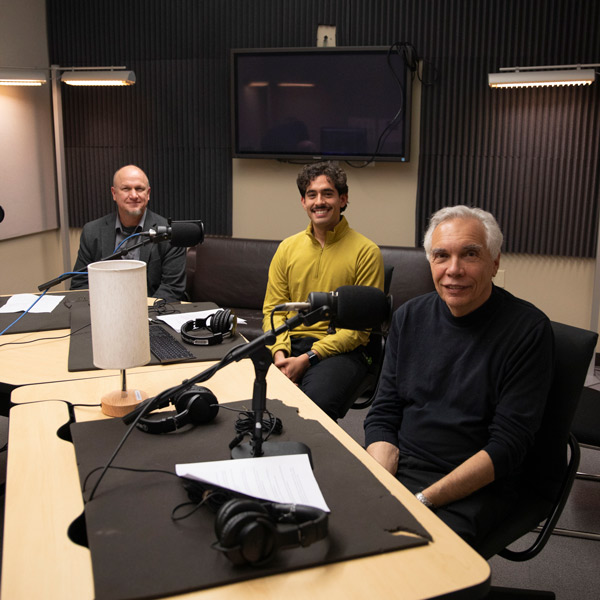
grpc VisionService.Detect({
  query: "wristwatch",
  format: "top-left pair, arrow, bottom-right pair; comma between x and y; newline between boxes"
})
415,492 -> 435,509
306,350 -> 320,367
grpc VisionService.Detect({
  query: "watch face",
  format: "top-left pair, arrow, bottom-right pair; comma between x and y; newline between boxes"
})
307,351 -> 319,366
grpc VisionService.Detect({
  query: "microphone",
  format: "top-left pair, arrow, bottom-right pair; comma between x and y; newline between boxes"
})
144,220 -> 204,247
275,285 -> 391,331
37,219 -> 204,292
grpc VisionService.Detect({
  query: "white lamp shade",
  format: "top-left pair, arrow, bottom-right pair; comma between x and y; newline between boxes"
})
88,260 -> 150,370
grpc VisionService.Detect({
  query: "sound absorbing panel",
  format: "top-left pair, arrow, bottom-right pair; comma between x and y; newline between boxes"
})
47,0 -> 600,257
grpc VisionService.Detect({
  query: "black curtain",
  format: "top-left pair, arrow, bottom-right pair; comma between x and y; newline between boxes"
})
47,0 -> 600,256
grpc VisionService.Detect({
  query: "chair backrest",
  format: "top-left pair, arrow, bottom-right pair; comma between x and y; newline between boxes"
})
478,320 -> 597,560
570,386 -> 600,448
187,236 -> 280,309
378,246 -> 435,311
526,321 -> 598,499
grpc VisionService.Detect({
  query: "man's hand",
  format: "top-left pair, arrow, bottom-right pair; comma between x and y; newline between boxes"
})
366,441 -> 399,474
273,350 -> 310,383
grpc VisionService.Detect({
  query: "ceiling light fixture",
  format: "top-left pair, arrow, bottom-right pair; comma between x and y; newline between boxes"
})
61,69 -> 136,86
488,64 -> 598,88
0,68 -> 48,86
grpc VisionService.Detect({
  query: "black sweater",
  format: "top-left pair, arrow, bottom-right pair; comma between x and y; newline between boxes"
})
364,286 -> 554,480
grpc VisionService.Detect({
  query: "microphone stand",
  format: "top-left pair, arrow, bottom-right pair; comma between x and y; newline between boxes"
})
129,305 -> 331,462
37,235 -> 162,292
228,306 -> 330,462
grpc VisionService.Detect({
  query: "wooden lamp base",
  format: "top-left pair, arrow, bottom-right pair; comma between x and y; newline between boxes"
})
101,388 -> 148,418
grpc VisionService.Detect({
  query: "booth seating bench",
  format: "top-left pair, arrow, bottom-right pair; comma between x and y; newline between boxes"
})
186,236 -> 435,341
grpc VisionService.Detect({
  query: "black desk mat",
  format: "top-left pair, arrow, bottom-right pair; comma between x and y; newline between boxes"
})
0,290 -> 89,334
71,399 -> 431,600
68,301 -> 247,371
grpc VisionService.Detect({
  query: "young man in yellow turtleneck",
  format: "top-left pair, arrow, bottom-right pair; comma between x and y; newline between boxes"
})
262,161 -> 384,420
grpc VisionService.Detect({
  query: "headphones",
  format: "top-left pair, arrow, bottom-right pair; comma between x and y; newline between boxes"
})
180,309 -> 237,346
136,386 -> 219,434
213,498 -> 329,566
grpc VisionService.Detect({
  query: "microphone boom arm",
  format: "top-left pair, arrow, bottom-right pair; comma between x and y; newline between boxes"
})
130,306 -> 331,458
92,305 -> 332,498
37,235 -> 154,292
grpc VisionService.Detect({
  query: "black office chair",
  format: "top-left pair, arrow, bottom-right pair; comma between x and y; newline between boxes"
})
570,386 -> 600,482
547,384 -> 600,542
340,264 -> 394,416
478,321 -> 597,598
347,325 -> 389,412
347,250 -> 436,414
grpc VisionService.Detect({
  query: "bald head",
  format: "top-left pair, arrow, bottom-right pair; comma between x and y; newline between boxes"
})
113,165 -> 149,188
111,165 -> 151,227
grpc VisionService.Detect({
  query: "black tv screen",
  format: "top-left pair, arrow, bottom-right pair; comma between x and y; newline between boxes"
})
231,46 -> 412,162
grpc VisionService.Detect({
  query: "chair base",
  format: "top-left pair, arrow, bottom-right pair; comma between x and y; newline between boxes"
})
550,527 -> 600,542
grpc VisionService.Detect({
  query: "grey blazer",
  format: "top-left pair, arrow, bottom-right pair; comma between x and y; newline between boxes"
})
70,209 -> 186,302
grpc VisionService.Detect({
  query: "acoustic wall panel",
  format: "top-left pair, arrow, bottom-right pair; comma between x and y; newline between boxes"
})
47,0 -> 600,255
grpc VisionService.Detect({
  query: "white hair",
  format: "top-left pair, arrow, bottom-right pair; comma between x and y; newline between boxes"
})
423,205 -> 503,260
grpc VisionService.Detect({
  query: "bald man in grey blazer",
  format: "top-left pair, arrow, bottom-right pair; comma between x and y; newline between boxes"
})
70,165 -> 186,302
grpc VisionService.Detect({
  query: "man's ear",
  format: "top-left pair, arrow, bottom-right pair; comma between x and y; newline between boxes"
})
492,253 -> 501,277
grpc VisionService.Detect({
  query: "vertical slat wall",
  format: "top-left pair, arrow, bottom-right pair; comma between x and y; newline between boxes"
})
415,1 -> 600,256
47,0 -> 600,255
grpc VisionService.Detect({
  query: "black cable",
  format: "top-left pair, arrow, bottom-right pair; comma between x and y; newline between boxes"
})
85,343 -> 245,502
345,42 -> 414,168
234,410 -> 282,438
148,298 -> 179,317
0,323 -> 90,347
172,479 -> 238,521
83,464 -> 178,494
86,384 -> 186,502
15,398 -> 100,409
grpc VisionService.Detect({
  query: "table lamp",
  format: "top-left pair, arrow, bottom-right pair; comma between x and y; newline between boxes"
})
88,260 -> 151,417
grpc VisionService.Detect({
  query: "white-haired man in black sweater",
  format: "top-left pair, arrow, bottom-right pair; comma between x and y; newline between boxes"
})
364,205 -> 553,552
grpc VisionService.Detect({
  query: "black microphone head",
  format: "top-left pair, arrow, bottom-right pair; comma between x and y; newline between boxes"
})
170,221 -> 204,247
333,285 -> 390,330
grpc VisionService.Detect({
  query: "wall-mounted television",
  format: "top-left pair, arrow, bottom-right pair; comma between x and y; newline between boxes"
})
231,46 -> 413,163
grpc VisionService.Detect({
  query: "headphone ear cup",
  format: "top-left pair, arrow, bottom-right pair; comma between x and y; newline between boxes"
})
215,499 -> 267,538
174,386 -> 219,425
216,501 -> 277,566
210,309 -> 229,334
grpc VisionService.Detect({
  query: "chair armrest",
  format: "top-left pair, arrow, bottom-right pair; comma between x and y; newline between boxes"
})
499,433 -> 580,562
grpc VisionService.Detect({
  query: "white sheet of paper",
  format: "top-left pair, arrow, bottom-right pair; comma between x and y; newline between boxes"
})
158,309 -> 246,332
0,293 -> 64,314
176,454 -> 330,512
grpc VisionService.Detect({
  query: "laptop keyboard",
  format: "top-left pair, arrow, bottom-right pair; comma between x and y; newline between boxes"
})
149,323 -> 196,363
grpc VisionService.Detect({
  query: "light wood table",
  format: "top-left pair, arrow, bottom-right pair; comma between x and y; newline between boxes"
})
0,297 -> 221,388
2,360 -> 490,599
0,326 -> 209,387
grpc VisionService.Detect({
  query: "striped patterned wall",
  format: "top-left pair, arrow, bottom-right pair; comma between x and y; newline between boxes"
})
415,2 -> 600,256
47,0 -> 600,256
